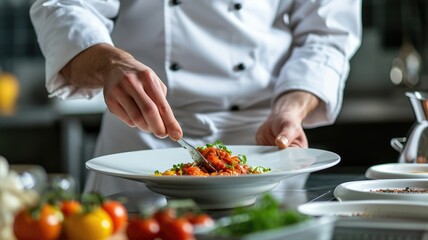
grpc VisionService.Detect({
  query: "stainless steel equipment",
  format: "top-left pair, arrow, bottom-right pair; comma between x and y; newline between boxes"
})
391,91 -> 428,163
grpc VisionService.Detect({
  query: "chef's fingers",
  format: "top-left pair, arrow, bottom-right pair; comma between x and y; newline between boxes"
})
274,136 -> 289,149
275,127 -> 308,149
105,83 -> 149,130
138,71 -> 183,141
123,72 -> 168,138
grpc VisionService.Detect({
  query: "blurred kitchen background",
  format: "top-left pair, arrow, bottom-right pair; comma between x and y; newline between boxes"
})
1,0 -> 427,189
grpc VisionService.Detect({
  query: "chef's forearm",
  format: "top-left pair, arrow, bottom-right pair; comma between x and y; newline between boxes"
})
272,91 -> 320,121
60,44 -> 133,88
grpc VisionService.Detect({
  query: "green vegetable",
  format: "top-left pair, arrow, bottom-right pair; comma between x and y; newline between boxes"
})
200,140 -> 232,154
214,194 -> 309,236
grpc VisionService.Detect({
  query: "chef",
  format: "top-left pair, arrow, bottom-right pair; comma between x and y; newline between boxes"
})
30,0 -> 361,196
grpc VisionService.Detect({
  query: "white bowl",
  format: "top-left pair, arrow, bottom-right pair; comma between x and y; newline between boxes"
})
86,146 -> 340,209
365,163 -> 428,179
334,179 -> 428,201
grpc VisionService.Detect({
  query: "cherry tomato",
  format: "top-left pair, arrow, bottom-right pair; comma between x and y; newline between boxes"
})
153,207 -> 176,239
64,207 -> 113,240
153,207 -> 176,227
60,200 -> 82,217
101,200 -> 128,233
163,217 -> 194,240
126,216 -> 160,240
13,204 -> 63,240
185,213 -> 214,228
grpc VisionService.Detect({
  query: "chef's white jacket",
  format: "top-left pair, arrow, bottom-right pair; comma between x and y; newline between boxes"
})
30,0 -> 361,195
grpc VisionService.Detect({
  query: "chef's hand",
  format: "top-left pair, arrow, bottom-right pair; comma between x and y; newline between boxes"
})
60,44 -> 183,141
256,91 -> 319,149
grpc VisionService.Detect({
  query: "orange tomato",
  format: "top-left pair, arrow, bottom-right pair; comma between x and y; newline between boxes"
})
101,200 -> 128,233
60,200 -> 82,217
13,204 -> 62,240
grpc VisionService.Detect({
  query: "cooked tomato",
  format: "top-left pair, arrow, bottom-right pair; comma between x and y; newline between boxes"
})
126,216 -> 160,240
101,200 -> 128,233
13,204 -> 62,240
63,207 -> 113,240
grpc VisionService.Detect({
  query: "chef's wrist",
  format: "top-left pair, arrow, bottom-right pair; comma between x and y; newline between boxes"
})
60,43 -> 134,88
272,90 -> 320,121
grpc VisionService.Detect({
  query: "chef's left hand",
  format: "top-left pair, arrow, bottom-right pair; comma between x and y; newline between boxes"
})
256,91 -> 319,149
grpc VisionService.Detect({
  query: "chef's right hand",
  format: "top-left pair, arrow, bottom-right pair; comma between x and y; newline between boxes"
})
61,44 -> 183,141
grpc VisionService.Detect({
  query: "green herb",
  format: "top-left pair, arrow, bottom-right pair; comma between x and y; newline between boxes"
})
225,163 -> 234,169
214,194 -> 309,236
172,163 -> 185,175
202,140 -> 232,154
237,154 -> 247,164
251,166 -> 271,173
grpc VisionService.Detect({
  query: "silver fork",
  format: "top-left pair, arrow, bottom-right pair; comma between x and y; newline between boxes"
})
177,138 -> 218,172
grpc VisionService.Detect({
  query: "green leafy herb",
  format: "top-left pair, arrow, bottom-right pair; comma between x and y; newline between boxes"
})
251,166 -> 271,173
201,140 -> 232,154
172,163 -> 185,175
214,194 -> 309,236
237,154 -> 247,164
225,163 -> 234,169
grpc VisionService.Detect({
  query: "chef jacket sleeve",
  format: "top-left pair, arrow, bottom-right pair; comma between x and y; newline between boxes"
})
29,0 -> 120,100
275,0 -> 362,127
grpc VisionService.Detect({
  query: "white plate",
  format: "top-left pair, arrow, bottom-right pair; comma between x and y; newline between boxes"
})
298,200 -> 428,220
334,179 -> 428,201
86,146 -> 340,209
365,163 -> 428,179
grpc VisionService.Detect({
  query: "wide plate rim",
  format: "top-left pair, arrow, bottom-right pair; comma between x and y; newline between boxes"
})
85,146 -> 340,183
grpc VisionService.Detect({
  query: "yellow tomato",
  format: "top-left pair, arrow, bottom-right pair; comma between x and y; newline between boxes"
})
64,207 -> 113,240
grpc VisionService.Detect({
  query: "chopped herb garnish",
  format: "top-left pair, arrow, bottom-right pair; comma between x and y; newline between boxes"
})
251,166 -> 271,174
238,154 -> 247,164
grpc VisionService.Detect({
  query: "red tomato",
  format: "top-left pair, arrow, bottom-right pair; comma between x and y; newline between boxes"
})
185,213 -> 214,228
13,204 -> 63,240
60,200 -> 82,217
126,216 -> 160,240
101,200 -> 128,233
153,207 -> 176,227
163,217 -> 194,240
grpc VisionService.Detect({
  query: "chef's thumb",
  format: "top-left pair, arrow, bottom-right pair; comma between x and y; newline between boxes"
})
275,135 -> 289,149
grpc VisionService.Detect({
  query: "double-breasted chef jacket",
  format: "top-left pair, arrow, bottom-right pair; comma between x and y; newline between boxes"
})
30,0 -> 362,195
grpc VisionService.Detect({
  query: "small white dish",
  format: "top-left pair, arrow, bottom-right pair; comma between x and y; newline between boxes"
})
334,179 -> 428,201
365,163 -> 428,179
86,146 -> 340,209
298,200 -> 428,220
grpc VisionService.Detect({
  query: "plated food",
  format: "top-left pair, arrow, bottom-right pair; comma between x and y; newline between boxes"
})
86,145 -> 340,209
334,179 -> 428,202
155,141 -> 271,176
365,163 -> 428,179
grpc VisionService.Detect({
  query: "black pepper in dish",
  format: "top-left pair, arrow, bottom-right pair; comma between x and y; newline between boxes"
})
370,187 -> 428,193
